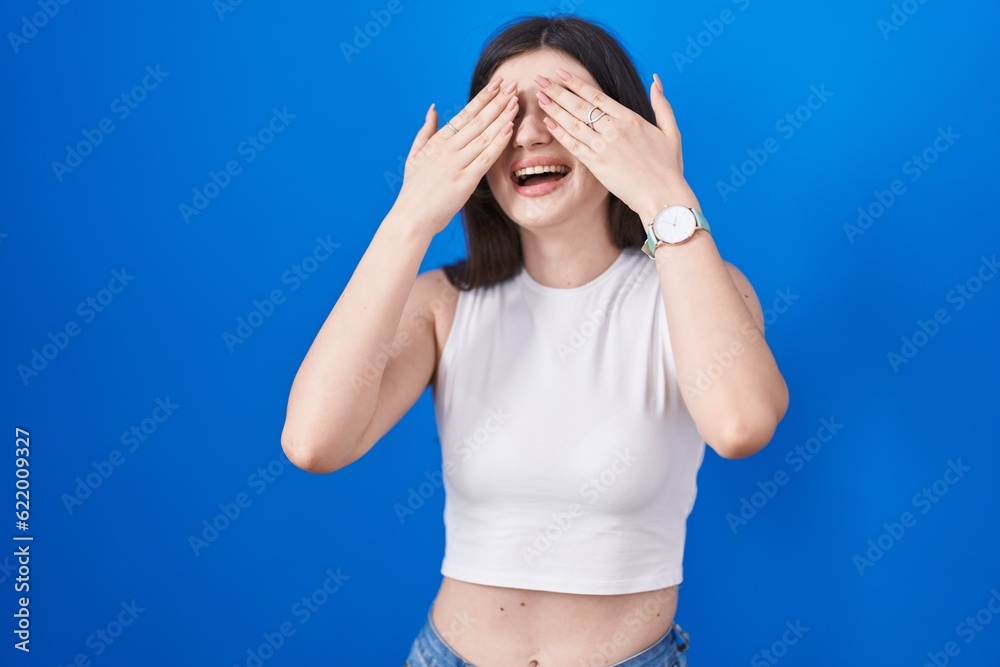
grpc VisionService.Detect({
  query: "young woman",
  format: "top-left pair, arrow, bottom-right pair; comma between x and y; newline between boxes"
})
281,15 -> 788,667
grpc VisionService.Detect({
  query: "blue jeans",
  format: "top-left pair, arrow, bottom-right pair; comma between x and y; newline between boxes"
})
404,603 -> 691,667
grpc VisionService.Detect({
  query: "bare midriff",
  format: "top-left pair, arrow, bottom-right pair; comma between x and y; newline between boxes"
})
428,576 -> 677,667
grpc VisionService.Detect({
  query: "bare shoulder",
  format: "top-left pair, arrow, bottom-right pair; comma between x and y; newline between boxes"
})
412,267 -> 460,323
723,260 -> 765,333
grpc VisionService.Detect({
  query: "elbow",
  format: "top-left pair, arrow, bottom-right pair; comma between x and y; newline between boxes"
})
712,380 -> 790,459
280,429 -> 344,475
707,414 -> 780,460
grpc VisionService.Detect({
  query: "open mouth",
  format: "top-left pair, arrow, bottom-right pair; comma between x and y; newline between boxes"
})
511,164 -> 571,188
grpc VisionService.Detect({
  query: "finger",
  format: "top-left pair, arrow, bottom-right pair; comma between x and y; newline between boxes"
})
407,103 -> 438,163
650,73 -> 679,136
437,74 -> 505,139
449,80 -> 518,149
536,88 -> 600,154
458,96 -> 517,170
535,76 -> 612,137
652,73 -> 683,173
548,67 -> 628,119
463,117 -> 515,178
541,113 -> 595,164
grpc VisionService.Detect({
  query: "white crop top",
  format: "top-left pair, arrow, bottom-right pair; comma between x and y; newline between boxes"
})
432,246 -> 706,595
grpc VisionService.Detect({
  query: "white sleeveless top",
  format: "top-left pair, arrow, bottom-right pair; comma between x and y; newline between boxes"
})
432,246 -> 706,595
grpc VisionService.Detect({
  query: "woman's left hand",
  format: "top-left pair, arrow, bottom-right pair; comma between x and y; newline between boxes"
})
535,68 -> 693,223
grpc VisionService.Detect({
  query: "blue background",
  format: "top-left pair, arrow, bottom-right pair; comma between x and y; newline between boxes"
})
3,0 -> 999,665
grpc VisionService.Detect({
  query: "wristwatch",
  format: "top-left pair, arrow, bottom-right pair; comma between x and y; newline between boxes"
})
641,205 -> 712,258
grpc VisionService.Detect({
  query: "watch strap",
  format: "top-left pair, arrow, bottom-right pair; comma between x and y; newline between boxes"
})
642,225 -> 658,258
693,209 -> 711,234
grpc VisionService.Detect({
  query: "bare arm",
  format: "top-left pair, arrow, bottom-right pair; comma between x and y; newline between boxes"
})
646,181 -> 789,460
520,67 -> 786,459
280,76 -> 520,473
280,210 -> 438,474
636,75 -> 787,458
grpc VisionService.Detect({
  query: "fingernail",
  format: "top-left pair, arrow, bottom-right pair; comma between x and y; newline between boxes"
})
653,73 -> 663,93
489,76 -> 502,92
543,116 -> 557,129
536,90 -> 551,105
504,80 -> 517,94
535,75 -> 551,88
506,96 -> 517,111
555,68 -> 571,81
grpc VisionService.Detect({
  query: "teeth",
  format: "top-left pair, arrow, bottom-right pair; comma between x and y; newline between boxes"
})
513,164 -> 569,179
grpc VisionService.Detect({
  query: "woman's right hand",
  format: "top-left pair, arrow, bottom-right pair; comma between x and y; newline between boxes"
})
392,76 -> 519,236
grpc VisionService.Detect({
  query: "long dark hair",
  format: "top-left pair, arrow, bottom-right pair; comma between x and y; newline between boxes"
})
442,15 -> 654,291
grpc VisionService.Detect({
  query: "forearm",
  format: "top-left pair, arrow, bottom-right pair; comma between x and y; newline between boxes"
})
281,204 -> 436,459
644,181 -> 788,456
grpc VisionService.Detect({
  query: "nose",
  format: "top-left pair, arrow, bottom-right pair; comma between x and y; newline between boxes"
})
512,93 -> 552,149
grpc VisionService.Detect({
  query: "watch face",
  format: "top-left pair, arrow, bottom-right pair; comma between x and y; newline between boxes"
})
652,205 -> 696,244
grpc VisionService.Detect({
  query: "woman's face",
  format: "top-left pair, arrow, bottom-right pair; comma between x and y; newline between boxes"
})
484,48 -> 611,230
